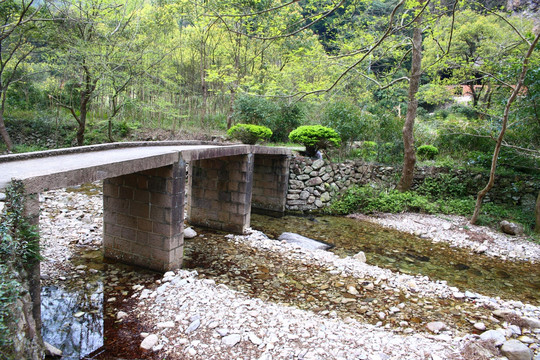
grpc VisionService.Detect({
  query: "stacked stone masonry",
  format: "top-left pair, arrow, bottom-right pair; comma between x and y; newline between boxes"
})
286,156 -> 540,212
103,163 -> 185,272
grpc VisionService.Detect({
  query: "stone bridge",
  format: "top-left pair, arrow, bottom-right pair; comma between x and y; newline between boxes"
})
0,141 -> 291,271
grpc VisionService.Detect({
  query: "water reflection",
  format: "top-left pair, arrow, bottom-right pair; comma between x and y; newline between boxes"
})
41,283 -> 104,359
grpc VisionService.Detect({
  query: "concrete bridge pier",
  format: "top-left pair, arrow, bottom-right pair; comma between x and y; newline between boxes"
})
188,154 -> 254,233
252,154 -> 291,216
103,161 -> 186,272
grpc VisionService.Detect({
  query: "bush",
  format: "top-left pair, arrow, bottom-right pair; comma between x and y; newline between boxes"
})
227,123 -> 272,144
327,186 -> 438,215
417,173 -> 467,199
232,95 -> 277,125
417,145 -> 439,160
288,125 -> 341,157
232,95 -> 304,142
352,141 -> 377,161
321,101 -> 372,146
376,141 -> 404,164
269,102 -> 304,143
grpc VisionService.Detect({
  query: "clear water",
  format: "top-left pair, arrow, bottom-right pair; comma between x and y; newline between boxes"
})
41,283 -> 104,358
250,213 -> 540,305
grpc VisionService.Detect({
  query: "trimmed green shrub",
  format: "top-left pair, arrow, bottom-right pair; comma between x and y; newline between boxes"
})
417,145 -> 439,160
288,125 -> 341,157
227,123 -> 272,145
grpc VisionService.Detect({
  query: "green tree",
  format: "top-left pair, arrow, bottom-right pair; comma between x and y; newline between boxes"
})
471,31 -> 540,225
0,0 -> 42,152
47,0 -> 145,146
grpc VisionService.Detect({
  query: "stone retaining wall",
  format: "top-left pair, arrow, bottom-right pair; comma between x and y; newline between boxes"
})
286,156 -> 540,213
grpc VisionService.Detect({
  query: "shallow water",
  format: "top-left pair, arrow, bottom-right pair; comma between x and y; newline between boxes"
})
250,214 -> 540,305
183,229 -> 496,335
40,249 -> 159,359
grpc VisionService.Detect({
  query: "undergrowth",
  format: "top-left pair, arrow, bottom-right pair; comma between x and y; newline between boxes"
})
326,185 -> 536,236
0,180 -> 41,357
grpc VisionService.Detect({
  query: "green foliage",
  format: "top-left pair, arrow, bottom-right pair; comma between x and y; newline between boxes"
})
417,84 -> 453,106
288,125 -> 341,157
417,173 -> 467,199
328,180 -> 534,234
0,265 -> 20,351
0,180 -> 41,354
5,112 -> 76,149
417,145 -> 439,160
321,101 -> 373,145
227,123 -> 272,144
232,96 -> 304,143
376,142 -> 404,164
327,186 -> 438,215
232,95 -> 277,126
269,101 -> 304,143
447,104 -> 477,120
352,141 -> 377,161
0,181 -> 41,263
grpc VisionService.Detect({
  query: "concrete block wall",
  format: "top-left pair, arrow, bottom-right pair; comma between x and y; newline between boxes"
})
103,162 -> 185,271
188,154 -> 254,233
252,155 -> 290,216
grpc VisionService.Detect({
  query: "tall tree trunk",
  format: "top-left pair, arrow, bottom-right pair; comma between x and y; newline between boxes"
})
77,98 -> 89,146
0,114 -> 13,152
0,90 -> 14,152
397,16 -> 423,191
200,44 -> 207,127
227,87 -> 236,130
471,32 -> 540,224
536,190 -> 540,233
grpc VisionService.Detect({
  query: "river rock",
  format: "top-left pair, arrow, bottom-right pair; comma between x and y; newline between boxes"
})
156,321 -> 175,329
473,322 -> 486,331
116,311 -> 128,320
277,232 -> 331,251
500,339 -> 532,360
312,159 -> 325,170
140,334 -> 159,350
479,329 -> 506,346
248,332 -> 263,345
522,317 -> 540,329
500,221 -> 524,236
0,192 -> 5,201
222,334 -> 241,346
185,318 -> 201,333
426,321 -> 446,334
44,341 -> 63,357
184,227 -> 197,239
353,251 -> 366,263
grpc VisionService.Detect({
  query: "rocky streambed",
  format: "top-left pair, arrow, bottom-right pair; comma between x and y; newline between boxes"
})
38,183 -> 540,360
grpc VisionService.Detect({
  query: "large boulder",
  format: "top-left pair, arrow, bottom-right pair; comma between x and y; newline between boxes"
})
278,232 -> 332,251
500,220 -> 524,236
500,339 -> 532,360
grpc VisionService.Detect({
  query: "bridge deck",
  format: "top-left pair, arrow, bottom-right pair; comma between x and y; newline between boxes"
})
0,142 -> 289,193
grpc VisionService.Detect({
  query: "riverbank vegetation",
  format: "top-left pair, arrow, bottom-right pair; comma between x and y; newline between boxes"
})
1,0 -> 539,232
